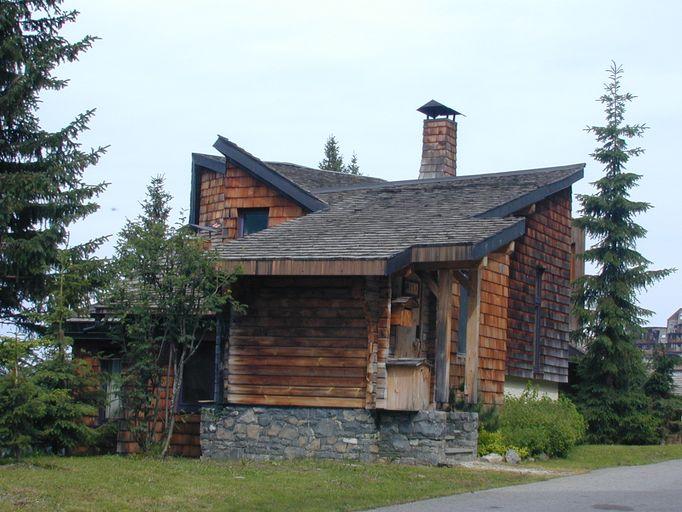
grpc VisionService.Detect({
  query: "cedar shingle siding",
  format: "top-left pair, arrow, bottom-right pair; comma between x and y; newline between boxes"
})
507,189 -> 572,383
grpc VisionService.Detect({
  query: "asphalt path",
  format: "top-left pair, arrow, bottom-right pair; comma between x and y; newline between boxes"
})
367,459 -> 682,512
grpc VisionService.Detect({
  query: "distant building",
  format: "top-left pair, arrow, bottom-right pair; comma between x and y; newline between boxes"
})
637,309 -> 682,395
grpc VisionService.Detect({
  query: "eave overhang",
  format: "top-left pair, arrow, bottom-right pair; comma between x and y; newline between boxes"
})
215,218 -> 525,276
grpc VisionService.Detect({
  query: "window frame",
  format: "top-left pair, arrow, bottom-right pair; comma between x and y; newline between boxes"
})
237,207 -> 269,238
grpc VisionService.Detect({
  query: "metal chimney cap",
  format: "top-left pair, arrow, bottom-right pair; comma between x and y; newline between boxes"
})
417,100 -> 462,119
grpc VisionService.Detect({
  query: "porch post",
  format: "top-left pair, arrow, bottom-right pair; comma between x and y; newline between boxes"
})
435,269 -> 453,405
464,264 -> 482,404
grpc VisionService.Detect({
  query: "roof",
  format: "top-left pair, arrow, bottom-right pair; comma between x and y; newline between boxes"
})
189,139 -> 385,224
213,163 -> 584,275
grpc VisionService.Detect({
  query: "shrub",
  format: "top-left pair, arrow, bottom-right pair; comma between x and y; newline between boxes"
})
499,387 -> 586,458
478,429 -> 528,459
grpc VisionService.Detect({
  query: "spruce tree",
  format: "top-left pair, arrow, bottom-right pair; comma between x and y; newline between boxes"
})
345,152 -> 361,175
573,62 -> 674,444
319,135 -> 344,172
0,0 -> 107,329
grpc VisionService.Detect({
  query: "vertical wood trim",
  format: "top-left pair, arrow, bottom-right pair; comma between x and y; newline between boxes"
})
435,269 -> 454,405
465,265 -> 482,404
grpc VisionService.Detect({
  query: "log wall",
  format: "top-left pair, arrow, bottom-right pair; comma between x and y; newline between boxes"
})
198,164 -> 304,236
227,276 -> 390,409
507,189 -> 572,383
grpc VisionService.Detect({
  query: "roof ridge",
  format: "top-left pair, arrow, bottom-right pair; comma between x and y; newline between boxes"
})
312,163 -> 586,193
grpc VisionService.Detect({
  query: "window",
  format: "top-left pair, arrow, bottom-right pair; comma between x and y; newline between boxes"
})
101,359 -> 121,422
457,284 -> 468,355
237,208 -> 269,237
533,266 -> 545,374
181,341 -> 215,405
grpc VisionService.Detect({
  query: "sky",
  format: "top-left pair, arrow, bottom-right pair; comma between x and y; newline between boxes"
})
40,0 -> 682,326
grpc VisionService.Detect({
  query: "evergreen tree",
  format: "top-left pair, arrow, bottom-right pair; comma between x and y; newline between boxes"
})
345,152 -> 361,175
0,0 -> 107,329
573,62 -> 674,444
319,135 -> 344,172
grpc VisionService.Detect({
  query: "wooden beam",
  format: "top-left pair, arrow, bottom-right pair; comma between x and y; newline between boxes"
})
435,269 -> 454,405
416,271 -> 439,297
453,270 -> 470,289
464,263 -> 482,404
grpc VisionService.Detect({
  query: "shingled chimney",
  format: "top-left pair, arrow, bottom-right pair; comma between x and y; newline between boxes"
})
417,100 -> 462,179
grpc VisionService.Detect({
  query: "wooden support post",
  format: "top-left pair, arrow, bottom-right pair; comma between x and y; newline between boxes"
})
465,263 -> 482,404
435,269 -> 453,406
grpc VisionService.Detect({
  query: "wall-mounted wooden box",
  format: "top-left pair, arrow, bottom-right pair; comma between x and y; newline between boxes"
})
384,358 -> 431,411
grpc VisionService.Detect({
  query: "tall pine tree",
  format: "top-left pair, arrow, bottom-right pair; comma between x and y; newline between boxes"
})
0,0 -> 107,329
573,62 -> 673,444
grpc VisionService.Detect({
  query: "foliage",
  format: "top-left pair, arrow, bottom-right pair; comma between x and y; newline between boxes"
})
645,346 -> 682,438
318,135 -> 362,174
0,0 -> 107,330
572,62 -> 673,444
477,429 -> 528,459
346,152 -> 361,175
106,176 -> 240,456
498,387 -> 586,458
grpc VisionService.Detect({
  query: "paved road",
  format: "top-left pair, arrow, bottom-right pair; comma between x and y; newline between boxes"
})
368,459 -> 682,512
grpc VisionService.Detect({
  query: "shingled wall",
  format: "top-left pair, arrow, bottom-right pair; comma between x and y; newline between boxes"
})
450,253 -> 509,406
198,164 -> 304,236
507,189 -> 572,383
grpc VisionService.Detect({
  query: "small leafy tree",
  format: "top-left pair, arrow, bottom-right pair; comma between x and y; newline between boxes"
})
108,176 -> 240,457
645,345 -> 682,438
573,62 -> 674,444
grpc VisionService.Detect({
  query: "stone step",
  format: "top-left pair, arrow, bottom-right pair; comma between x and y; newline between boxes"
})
445,447 -> 474,455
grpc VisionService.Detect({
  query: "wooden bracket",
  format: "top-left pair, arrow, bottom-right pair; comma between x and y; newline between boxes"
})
453,270 -> 470,289
416,271 -> 439,297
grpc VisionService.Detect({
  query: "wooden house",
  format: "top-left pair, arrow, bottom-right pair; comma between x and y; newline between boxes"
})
72,100 -> 584,462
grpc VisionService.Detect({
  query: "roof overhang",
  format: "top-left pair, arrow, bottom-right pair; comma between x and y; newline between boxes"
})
213,136 -> 327,212
216,219 -> 525,276
477,164 -> 584,219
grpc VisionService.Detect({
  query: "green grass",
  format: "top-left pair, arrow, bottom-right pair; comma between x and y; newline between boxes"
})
0,456 -> 544,512
529,444 -> 682,472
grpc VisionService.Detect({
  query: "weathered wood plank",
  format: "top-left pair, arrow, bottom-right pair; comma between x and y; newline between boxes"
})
228,365 -> 366,378
435,269 -> 454,404
229,346 -> 367,358
465,264 -> 482,404
228,384 -> 365,398
229,356 -> 365,368
228,374 -> 365,388
227,394 -> 364,408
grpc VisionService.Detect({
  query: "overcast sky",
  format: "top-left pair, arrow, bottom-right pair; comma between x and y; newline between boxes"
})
42,0 -> 681,326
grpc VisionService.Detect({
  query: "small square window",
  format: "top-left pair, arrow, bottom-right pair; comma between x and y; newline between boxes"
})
237,208 -> 269,237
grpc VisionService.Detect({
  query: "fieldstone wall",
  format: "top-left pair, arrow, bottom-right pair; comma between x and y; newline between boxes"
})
201,406 -> 477,465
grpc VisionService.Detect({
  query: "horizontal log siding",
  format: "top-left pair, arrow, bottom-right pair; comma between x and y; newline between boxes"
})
227,277 -> 377,408
198,164 -> 304,237
507,189 -> 572,383
449,253 -> 509,406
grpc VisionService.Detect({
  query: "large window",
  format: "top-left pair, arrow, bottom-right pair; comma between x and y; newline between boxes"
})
181,341 -> 215,405
101,358 -> 121,422
237,208 -> 269,237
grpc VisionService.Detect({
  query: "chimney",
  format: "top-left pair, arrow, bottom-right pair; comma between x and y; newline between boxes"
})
417,100 -> 462,179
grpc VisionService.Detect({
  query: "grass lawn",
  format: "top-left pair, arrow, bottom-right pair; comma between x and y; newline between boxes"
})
0,456 -> 545,512
529,443 -> 682,472
2,445 -> 681,512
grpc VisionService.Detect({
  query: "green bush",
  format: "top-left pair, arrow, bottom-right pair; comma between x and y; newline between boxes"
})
478,429 -> 529,459
499,387 -> 586,458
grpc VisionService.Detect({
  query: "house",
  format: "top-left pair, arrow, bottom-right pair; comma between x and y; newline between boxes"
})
72,100 -> 584,464
637,308 -> 682,395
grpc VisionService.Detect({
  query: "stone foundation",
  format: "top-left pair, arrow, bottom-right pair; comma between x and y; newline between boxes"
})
201,406 -> 477,465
